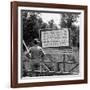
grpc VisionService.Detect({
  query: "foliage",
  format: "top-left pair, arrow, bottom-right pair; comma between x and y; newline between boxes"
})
60,13 -> 79,28
22,12 -> 41,46
60,13 -> 80,47
48,19 -> 58,29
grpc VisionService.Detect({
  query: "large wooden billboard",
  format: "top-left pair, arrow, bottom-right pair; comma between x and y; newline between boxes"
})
40,29 -> 69,48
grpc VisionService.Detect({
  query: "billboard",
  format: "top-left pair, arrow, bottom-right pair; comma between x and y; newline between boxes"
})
41,29 -> 69,48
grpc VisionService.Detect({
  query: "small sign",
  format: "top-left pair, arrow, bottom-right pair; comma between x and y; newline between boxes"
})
43,48 -> 73,54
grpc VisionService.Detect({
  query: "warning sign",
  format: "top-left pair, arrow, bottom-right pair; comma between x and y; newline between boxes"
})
41,29 -> 69,48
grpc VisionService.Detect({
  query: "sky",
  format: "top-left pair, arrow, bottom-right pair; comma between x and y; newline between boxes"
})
39,13 -> 80,28
40,13 -> 61,28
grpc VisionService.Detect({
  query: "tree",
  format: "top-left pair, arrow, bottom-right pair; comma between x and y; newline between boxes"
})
60,13 -> 80,47
70,25 -> 79,47
60,13 -> 79,28
22,12 -> 43,46
48,19 -> 58,29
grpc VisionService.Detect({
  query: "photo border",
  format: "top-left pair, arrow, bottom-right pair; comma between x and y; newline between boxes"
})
11,1 -> 88,88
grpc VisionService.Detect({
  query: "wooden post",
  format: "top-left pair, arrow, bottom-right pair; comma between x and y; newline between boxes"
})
63,54 -> 66,72
23,40 -> 31,57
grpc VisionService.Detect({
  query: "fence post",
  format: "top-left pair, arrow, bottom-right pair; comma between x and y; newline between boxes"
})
63,54 -> 66,72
